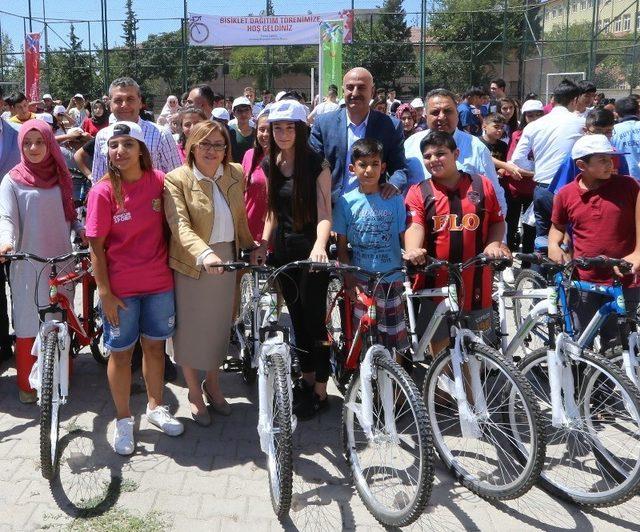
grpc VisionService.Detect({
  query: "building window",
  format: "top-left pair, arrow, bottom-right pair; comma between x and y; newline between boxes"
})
580,0 -> 586,8
558,6 -> 564,17
623,13 -> 631,31
571,2 -> 578,13
614,16 -> 622,32
637,11 -> 640,30
586,0 -> 593,7
552,8 -> 557,17
603,18 -> 610,31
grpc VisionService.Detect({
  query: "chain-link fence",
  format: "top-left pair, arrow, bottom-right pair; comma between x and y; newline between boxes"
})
1,0 -> 638,110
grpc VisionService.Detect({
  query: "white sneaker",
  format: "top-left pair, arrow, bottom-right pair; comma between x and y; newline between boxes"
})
146,405 -> 184,437
113,416 -> 135,455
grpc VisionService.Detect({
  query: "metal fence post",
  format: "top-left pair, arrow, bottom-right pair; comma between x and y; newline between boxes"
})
419,0 -> 426,96
182,0 -> 188,93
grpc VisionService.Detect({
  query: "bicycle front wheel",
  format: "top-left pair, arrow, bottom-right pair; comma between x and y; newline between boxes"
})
521,347 -> 640,506
239,272 -> 257,385
264,351 -> 293,518
513,269 -> 549,355
342,350 -> 434,527
326,277 -> 352,394
40,330 -> 61,480
424,342 -> 545,500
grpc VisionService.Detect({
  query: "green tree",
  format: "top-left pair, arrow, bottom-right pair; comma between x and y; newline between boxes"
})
137,30 -> 221,97
424,0 -> 535,94
45,24 -> 99,100
122,0 -> 139,59
347,0 -> 415,88
0,32 -> 24,88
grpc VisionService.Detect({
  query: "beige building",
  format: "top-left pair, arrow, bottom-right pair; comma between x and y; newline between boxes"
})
542,0 -> 640,35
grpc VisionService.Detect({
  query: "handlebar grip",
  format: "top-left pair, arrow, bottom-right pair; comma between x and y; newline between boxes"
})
515,252 -> 545,264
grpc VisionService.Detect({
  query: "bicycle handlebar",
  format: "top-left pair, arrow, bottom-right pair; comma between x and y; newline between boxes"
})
408,253 -> 512,273
515,253 -> 632,273
0,250 -> 90,263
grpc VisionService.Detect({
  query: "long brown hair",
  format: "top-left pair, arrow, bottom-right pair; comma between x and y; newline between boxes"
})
185,120 -> 232,169
103,139 -> 153,210
267,121 -> 317,232
248,111 -> 270,186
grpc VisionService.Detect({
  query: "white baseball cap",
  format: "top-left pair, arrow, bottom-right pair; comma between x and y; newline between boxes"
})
53,105 -> 66,115
42,93 -> 53,100
521,99 -> 544,114
274,91 -> 287,102
73,93 -> 84,100
410,97 -> 424,108
267,100 -> 308,123
571,134 -> 627,160
232,96 -> 252,110
35,113 -> 53,125
211,107 -> 230,121
104,121 -> 146,146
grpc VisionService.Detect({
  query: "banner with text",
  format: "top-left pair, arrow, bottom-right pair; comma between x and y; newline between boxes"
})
188,11 -> 353,46
24,33 -> 41,102
319,21 -> 343,101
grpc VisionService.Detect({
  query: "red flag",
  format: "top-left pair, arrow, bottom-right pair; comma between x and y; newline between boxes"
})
25,33 -> 41,103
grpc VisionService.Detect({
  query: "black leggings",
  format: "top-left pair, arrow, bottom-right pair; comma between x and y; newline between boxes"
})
504,190 -> 535,256
277,267 -> 331,383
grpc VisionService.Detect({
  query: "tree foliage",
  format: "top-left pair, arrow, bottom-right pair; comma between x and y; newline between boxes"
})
346,0 -> 415,88
425,0 -> 536,93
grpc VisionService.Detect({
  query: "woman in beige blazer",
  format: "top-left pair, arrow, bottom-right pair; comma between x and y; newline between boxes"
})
164,120 -> 255,426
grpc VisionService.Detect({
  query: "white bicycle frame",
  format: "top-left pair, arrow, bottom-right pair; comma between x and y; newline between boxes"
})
495,272 -> 585,428
404,278 -> 491,439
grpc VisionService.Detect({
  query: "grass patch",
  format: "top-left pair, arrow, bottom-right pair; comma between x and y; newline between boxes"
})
43,508 -> 169,532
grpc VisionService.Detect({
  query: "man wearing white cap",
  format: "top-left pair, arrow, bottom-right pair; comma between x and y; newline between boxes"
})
211,107 -> 230,124
228,96 -> 255,163
549,134 -> 640,342
68,93 -> 88,128
410,97 -> 427,130
42,93 -> 54,114
92,77 -> 181,184
403,88 -> 508,216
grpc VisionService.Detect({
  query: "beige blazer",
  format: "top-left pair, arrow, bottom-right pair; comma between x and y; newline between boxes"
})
164,163 -> 255,279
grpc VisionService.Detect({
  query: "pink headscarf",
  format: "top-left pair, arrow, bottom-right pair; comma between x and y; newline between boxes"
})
9,119 -> 76,223
395,103 -> 417,122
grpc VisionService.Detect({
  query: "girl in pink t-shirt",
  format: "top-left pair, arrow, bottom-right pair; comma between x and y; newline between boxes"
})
86,121 -> 183,456
241,111 -> 270,241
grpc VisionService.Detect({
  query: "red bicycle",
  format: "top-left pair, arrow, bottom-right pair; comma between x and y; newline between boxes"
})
2,250 -> 106,479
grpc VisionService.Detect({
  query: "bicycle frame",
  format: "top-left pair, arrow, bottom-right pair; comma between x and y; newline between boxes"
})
404,278 -> 493,439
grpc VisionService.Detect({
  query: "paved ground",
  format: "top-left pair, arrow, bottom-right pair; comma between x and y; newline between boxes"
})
2,347 -> 640,532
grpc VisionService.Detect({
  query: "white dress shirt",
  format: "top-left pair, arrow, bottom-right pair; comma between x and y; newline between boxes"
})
194,164 -> 235,265
510,105 -> 585,185
343,113 -> 370,194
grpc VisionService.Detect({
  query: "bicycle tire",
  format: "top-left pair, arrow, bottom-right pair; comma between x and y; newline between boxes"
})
520,347 -> 640,506
265,351 -> 293,518
89,309 -> 109,365
240,273 -> 257,385
424,341 -> 545,500
40,330 -> 61,480
326,277 -> 352,394
342,350 -> 434,527
513,269 -> 549,354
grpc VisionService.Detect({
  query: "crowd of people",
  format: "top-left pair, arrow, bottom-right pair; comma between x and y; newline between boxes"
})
1,68 -> 640,457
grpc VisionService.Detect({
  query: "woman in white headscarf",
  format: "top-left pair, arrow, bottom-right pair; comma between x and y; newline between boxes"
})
160,95 -> 181,120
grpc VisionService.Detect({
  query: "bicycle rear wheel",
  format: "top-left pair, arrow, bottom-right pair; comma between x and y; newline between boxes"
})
264,351 -> 293,517
513,269 -> 549,355
424,342 -> 544,500
520,347 -> 640,506
40,330 -> 61,480
342,350 -> 434,527
326,278 -> 352,394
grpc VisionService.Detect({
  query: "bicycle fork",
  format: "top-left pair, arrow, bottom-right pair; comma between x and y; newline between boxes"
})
32,321 -> 71,405
547,333 -> 581,428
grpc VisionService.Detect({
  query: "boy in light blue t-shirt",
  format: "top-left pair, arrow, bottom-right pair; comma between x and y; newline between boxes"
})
333,138 -> 409,353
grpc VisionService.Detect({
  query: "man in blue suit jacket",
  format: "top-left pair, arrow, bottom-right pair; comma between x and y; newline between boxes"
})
0,116 -> 20,361
310,67 -> 408,203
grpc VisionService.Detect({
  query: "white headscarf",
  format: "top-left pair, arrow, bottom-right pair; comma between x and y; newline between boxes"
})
160,95 -> 181,118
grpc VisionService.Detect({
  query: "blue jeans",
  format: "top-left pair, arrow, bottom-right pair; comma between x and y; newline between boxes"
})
102,290 -> 175,352
533,184 -> 554,243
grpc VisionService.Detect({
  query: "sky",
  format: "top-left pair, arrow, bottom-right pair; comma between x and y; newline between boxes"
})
1,0 -> 425,53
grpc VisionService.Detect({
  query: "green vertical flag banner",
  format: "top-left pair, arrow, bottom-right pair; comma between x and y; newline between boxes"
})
319,20 -> 343,100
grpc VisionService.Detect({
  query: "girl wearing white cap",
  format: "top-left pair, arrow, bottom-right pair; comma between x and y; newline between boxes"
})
67,94 -> 88,128
86,121 -> 183,455
253,99 -> 333,420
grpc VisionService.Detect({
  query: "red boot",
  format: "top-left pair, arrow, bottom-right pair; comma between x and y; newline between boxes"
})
16,337 -> 36,402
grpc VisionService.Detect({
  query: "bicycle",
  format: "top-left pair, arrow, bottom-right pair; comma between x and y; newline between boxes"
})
2,250 -> 105,480
403,254 -> 545,501
495,253 -> 640,506
188,15 -> 210,43
324,262 -> 433,527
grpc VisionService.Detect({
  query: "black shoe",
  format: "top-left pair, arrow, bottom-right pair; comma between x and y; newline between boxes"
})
292,379 -> 313,416
296,392 -> 329,421
164,353 -> 178,382
0,343 -> 13,361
